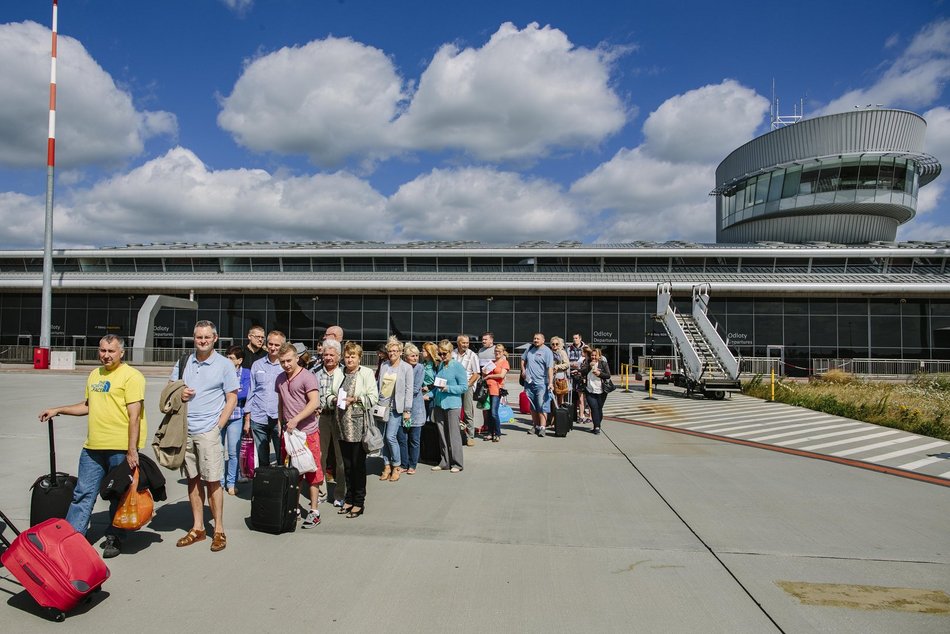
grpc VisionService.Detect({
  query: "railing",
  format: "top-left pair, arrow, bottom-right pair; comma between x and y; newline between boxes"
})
813,358 -> 950,378
740,357 -> 783,376
0,345 -> 199,366
636,355 -> 781,377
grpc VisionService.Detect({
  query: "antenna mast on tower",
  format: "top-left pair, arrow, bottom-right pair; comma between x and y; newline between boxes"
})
770,79 -> 803,130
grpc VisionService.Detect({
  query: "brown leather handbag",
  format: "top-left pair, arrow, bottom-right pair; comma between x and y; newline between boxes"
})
112,468 -> 154,531
553,377 -> 570,396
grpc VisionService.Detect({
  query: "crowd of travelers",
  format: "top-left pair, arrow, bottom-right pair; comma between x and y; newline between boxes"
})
37,321 -> 613,558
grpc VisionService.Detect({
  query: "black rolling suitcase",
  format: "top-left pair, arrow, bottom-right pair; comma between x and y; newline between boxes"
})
250,465 -> 299,534
30,420 -> 78,526
552,391 -> 574,438
418,421 -> 442,466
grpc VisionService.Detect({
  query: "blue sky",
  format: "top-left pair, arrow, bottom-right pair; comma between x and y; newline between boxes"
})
0,0 -> 948,248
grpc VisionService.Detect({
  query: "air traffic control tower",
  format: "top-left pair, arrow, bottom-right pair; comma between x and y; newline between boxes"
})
712,109 -> 942,244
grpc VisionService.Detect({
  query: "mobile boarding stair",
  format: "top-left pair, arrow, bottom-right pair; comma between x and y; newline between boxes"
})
653,282 -> 741,399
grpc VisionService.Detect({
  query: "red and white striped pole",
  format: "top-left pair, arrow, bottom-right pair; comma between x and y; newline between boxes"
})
38,0 -> 58,367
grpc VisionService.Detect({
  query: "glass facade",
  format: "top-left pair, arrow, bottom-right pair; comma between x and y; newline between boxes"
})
3,292 -> 948,375
720,157 -> 920,229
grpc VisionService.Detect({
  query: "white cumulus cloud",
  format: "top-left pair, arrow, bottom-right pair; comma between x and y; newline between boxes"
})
392,22 -> 629,161
217,37 -> 408,168
818,18 -> 950,115
571,147 -> 716,242
0,147 -> 389,248
642,80 -> 769,164
570,80 -> 767,243
0,21 -> 177,169
388,167 -> 583,243
218,23 -> 629,167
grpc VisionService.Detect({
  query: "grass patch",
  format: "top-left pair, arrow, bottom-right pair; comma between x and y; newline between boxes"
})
742,373 -> 950,441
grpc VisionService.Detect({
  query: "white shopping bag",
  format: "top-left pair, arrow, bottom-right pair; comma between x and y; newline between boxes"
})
283,429 -> 317,474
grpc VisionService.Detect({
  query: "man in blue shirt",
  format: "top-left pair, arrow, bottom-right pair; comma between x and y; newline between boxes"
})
521,332 -> 554,437
243,330 -> 286,467
170,320 -> 238,553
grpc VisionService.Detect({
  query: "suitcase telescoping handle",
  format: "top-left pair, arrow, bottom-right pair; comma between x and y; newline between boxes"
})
47,418 -> 57,480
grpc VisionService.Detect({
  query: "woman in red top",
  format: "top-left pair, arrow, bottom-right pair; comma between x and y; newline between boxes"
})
483,344 -> 510,442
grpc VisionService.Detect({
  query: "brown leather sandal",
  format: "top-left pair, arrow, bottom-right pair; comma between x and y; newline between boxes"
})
210,532 -> 227,552
176,529 -> 206,547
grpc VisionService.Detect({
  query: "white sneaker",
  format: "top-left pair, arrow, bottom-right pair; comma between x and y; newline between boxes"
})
333,499 -> 344,508
302,510 -> 321,529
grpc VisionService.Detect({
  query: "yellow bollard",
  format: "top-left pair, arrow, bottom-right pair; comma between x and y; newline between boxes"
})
644,367 -> 656,400
770,368 -> 775,402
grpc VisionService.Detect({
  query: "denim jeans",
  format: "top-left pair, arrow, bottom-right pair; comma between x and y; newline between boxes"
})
66,448 -> 128,539
396,424 -> 422,469
587,391 -> 607,430
251,416 -> 280,467
220,417 -> 242,488
489,395 -> 502,437
381,410 -> 402,466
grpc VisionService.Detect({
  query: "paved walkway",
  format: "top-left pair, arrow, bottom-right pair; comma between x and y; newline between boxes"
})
604,386 -> 950,485
0,372 -> 948,633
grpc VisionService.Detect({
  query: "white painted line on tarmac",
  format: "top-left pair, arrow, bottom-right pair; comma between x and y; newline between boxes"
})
731,420 -> 839,439
691,422 -> 767,434
895,455 -> 950,471
672,412 -> 762,425
939,470 -> 950,479
864,441 -> 949,463
774,426 -> 878,446
684,411 -> 810,430
832,435 -> 919,457
745,422 -> 865,443
798,430 -> 899,451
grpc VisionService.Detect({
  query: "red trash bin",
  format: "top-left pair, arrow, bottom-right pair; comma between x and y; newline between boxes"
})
33,347 -> 50,369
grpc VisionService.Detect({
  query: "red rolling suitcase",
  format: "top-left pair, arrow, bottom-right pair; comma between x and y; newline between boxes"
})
519,390 -> 531,414
0,513 -> 110,622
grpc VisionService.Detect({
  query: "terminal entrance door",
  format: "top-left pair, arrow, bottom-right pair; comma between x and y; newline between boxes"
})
767,345 -> 784,377
628,343 -> 646,374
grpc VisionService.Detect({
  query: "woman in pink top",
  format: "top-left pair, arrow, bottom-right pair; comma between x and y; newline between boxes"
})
483,344 -> 510,442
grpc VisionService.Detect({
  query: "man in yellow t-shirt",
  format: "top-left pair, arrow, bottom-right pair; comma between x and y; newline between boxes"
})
38,334 -> 147,559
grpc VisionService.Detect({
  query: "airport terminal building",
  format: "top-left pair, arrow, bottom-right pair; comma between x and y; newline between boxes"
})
0,109 -> 946,375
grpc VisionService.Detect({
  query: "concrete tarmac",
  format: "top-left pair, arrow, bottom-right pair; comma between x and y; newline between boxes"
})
0,371 -> 948,632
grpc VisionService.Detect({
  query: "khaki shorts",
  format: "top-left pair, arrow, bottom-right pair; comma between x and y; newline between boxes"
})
182,428 -> 225,483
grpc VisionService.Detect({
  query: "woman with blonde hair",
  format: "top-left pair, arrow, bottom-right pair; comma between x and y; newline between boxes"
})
431,339 -> 466,472
335,342 -> 379,517
398,343 -> 427,474
420,341 -> 440,422
377,336 -> 413,482
549,336 -> 570,407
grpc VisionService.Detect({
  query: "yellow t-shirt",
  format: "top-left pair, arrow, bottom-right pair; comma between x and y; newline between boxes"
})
84,363 -> 148,450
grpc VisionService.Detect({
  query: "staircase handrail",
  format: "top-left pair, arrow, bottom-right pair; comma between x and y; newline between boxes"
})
690,283 -> 740,380
655,283 -> 704,380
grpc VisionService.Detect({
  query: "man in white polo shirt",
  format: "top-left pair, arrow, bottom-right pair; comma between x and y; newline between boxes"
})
169,320 -> 238,553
